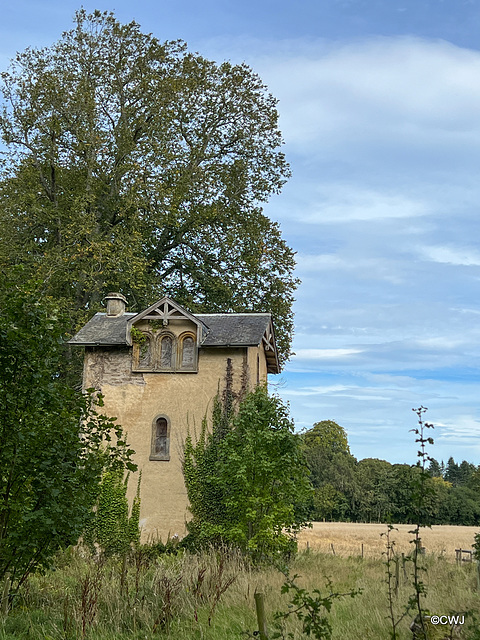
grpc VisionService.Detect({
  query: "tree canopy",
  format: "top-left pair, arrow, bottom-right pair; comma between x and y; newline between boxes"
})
303,420 -> 351,458
0,10 -> 297,364
301,420 -> 480,525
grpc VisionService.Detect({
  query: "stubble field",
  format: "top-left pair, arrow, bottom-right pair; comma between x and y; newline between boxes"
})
298,522 -> 479,559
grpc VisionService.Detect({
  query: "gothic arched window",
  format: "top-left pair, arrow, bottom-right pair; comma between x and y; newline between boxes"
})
138,336 -> 152,369
179,334 -> 196,370
132,331 -> 153,371
150,415 -> 170,461
132,327 -> 197,373
159,335 -> 174,370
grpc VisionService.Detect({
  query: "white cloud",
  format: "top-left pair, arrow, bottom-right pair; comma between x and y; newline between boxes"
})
293,348 -> 363,360
451,307 -> 480,315
285,384 -> 391,402
296,254 -> 345,270
284,384 -> 350,396
436,416 -> 480,442
420,245 -> 480,266
414,337 -> 468,350
301,186 -> 430,224
252,37 -> 480,150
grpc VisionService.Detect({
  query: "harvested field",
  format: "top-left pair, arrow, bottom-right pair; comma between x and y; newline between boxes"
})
298,522 -> 479,559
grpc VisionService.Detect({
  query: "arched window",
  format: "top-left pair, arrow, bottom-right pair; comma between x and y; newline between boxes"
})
138,336 -> 152,369
131,328 -> 197,373
159,335 -> 174,370
179,334 -> 196,370
132,332 -> 153,371
150,415 -> 170,461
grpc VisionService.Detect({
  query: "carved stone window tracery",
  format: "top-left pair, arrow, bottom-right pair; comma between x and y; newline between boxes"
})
132,328 -> 197,372
138,336 -> 152,369
179,333 -> 196,370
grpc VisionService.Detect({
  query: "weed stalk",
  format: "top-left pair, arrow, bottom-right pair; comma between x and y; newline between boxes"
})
408,406 -> 434,640
382,525 -> 411,639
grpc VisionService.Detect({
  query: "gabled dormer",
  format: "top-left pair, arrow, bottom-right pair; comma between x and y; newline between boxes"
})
127,298 -> 205,373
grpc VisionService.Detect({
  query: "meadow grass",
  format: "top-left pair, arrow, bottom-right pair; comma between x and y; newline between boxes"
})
1,544 -> 479,639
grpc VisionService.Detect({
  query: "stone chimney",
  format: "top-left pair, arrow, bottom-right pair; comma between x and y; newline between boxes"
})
105,292 -> 127,317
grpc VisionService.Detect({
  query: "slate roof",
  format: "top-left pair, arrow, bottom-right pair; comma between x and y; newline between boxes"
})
69,312 -> 272,347
196,314 -> 272,347
69,313 -> 271,347
69,297 -> 279,372
69,313 -> 137,347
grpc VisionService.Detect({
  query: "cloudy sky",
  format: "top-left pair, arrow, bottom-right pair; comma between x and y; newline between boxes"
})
3,0 -> 480,464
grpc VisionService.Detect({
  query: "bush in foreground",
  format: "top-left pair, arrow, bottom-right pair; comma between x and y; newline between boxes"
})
183,386 -> 312,559
0,289 -> 135,594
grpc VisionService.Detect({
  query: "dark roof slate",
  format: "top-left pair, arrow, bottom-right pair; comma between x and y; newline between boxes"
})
69,313 -> 136,346
69,312 -> 271,348
196,314 -> 271,347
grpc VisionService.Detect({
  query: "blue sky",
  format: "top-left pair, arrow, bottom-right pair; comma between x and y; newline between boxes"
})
3,1 -> 480,464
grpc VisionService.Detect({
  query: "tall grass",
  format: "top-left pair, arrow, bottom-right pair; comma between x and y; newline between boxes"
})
1,546 -> 479,639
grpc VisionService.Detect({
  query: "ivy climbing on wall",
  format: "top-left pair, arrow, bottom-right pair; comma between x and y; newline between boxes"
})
86,471 -> 141,556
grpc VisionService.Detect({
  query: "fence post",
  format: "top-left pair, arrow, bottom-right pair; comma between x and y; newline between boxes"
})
401,553 -> 407,583
254,592 -> 269,640
394,557 -> 400,597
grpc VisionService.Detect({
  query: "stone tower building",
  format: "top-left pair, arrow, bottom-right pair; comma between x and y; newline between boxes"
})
70,294 -> 279,540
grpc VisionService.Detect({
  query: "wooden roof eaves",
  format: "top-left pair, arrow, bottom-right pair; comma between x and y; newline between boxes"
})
262,319 -> 280,374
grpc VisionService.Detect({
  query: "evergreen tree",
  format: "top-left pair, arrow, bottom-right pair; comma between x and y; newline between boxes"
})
444,457 -> 460,486
458,460 -> 476,486
427,458 -> 443,478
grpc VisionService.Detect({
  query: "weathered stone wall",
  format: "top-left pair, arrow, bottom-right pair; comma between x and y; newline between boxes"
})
83,334 -> 262,541
84,347 -> 145,388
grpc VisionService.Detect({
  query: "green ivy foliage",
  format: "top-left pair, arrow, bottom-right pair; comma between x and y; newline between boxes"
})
183,387 -> 312,559
86,471 -> 141,556
0,285 -> 136,592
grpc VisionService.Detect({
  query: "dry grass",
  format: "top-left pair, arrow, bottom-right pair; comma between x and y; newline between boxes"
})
298,522 -> 479,559
3,545 -> 480,639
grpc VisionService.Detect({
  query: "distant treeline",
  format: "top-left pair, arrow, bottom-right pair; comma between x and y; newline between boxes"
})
302,421 -> 480,526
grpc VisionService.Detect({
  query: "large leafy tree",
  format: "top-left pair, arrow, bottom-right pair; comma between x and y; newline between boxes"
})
303,420 -> 351,458
302,420 -> 358,521
0,284 -> 136,593
0,10 -> 296,363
